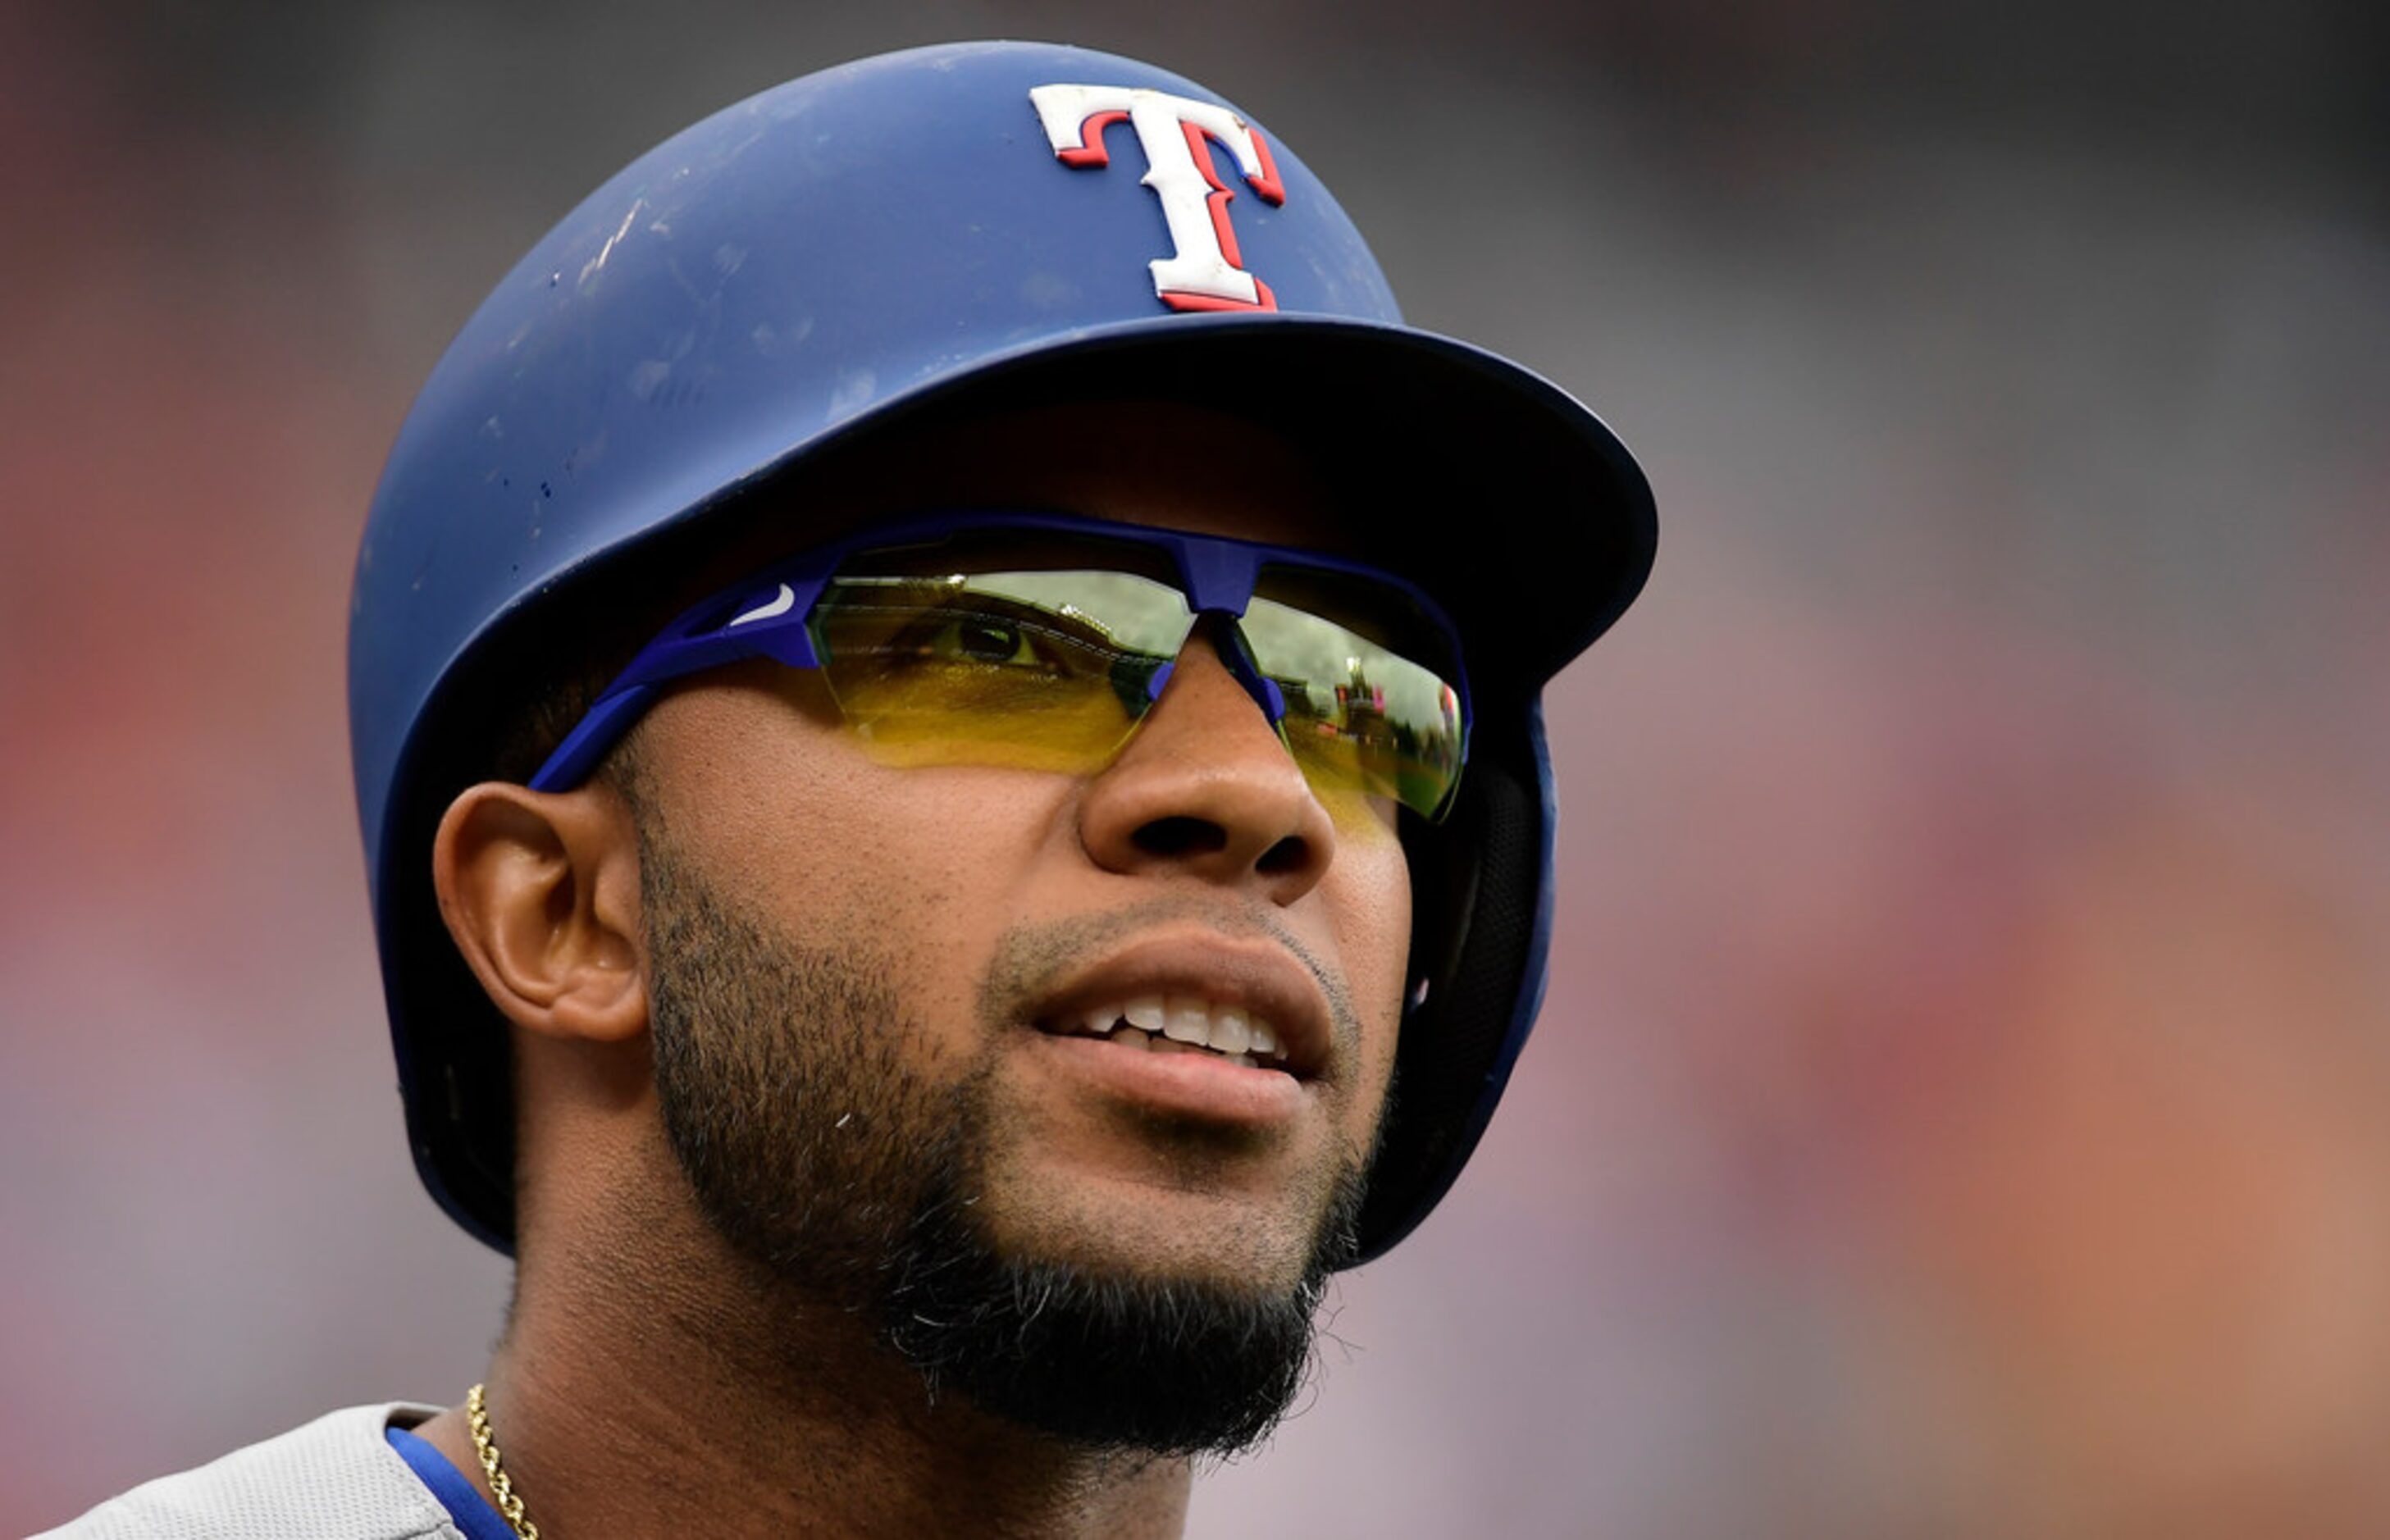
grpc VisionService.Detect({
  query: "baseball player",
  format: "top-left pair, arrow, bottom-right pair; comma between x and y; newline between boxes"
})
47,39 -> 1653,1539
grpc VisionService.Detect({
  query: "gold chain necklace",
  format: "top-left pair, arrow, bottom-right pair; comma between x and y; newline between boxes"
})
465,1383 -> 543,1540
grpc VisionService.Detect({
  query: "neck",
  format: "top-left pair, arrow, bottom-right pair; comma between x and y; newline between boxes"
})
417,1189 -> 1195,1539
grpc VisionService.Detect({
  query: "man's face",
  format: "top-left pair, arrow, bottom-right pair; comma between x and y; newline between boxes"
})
623,403 -> 1412,1451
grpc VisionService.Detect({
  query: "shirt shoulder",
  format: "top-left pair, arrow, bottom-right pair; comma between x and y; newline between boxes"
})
34,1404 -> 462,1540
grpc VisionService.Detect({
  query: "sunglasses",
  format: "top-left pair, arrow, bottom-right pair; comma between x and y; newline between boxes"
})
530,511 -> 1472,820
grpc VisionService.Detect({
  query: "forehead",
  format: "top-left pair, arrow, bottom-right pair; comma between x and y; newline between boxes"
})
757,398 -> 1356,558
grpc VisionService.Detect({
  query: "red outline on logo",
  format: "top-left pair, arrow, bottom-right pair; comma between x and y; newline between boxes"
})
1245,129 -> 1287,206
1057,110 -> 1130,167
1161,280 -> 1278,313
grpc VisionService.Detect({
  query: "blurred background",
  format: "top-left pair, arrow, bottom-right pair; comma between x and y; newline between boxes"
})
3,1 -> 2385,1534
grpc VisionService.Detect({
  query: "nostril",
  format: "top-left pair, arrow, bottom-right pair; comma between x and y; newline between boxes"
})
1255,836 -> 1311,875
1132,816 -> 1228,859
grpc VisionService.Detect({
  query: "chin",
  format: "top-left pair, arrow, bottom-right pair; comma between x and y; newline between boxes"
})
876,1155 -> 1367,1458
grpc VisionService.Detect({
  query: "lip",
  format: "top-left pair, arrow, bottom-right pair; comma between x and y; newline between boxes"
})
1024,931 -> 1339,1086
1028,1032 -> 1311,1127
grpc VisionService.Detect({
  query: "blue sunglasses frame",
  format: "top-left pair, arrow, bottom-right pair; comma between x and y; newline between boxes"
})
529,509 -> 1475,807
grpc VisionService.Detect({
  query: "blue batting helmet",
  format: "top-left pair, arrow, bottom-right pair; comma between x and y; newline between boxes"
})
349,39 -> 1655,1262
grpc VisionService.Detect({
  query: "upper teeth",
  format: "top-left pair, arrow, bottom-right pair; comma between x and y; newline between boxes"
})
1070,996 -> 1287,1064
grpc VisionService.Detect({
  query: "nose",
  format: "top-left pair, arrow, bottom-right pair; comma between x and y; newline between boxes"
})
1077,620 -> 1338,904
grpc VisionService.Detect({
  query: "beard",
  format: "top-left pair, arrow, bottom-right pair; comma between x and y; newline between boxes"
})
639,826 -> 1371,1458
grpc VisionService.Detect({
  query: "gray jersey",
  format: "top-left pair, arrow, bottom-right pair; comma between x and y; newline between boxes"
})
35,1406 -> 458,1540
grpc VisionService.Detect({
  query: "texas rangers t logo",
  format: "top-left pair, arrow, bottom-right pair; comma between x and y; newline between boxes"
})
1029,84 -> 1287,312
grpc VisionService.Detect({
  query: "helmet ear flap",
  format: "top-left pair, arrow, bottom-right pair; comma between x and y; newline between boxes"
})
1357,706 -> 1549,1261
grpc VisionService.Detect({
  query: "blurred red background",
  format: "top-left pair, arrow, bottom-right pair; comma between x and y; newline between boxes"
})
5,2 -> 2385,1534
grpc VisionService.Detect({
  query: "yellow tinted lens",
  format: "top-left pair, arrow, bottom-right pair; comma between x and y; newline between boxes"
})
801,544 -> 1463,816
1241,592 -> 1465,818
810,572 -> 1184,773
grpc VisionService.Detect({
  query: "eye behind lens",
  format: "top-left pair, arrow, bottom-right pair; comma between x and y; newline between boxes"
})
956,618 -> 1023,663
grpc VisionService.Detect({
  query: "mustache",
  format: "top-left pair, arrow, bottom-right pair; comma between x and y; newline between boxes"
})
974,893 -> 1364,1061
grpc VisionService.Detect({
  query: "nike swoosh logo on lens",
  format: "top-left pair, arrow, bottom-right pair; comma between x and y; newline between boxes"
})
730,584 -> 797,626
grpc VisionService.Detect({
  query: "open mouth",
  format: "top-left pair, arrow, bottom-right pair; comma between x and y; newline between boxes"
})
1038,996 -> 1294,1073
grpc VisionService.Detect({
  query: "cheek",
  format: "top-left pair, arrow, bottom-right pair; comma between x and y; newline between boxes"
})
639,689 -> 1063,1027
1324,816 -> 1413,1084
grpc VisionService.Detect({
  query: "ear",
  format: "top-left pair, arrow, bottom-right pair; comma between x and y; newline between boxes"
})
432,781 -> 646,1043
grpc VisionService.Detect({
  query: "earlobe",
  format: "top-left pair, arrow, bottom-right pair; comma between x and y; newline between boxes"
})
432,781 -> 647,1043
